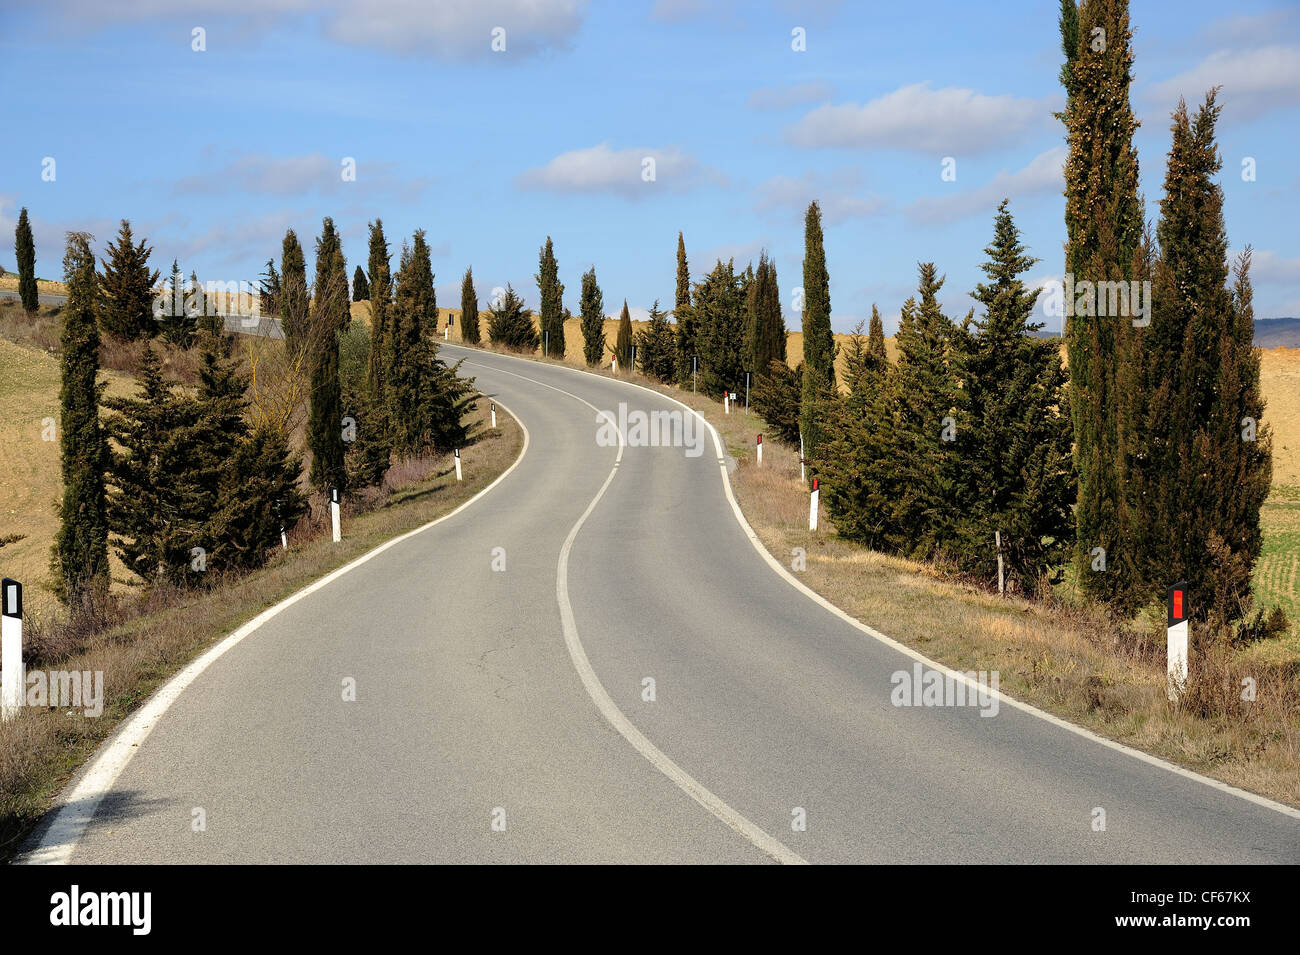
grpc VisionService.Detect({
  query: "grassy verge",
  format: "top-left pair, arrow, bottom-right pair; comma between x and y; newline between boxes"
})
457,338 -> 1300,808
0,398 -> 523,859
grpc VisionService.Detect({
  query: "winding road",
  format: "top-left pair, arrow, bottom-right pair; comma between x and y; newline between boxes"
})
20,344 -> 1300,864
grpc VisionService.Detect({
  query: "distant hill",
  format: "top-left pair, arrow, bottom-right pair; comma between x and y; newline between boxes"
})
1255,318 -> 1300,349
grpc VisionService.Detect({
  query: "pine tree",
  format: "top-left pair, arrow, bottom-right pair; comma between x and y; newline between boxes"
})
536,237 -> 565,358
307,218 -> 348,493
1131,92 -> 1272,620
259,258 -> 281,317
460,267 -> 480,344
52,232 -> 109,610
579,267 -> 605,366
280,229 -> 309,357
209,425 -> 306,571
15,206 -> 37,313
487,283 -> 537,353
352,264 -> 369,302
673,232 -> 697,386
159,259 -> 197,349
752,359 -> 803,445
695,259 -> 745,397
956,201 -> 1074,591
636,299 -> 677,383
800,201 -> 836,472
614,301 -> 633,370
743,252 -> 786,380
1061,0 -> 1143,602
191,269 -> 225,346
98,219 -> 160,341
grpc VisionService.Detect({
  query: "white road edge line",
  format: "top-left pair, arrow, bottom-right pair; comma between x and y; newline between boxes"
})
464,360 -> 807,865
22,396 -> 531,865
450,344 -> 1300,824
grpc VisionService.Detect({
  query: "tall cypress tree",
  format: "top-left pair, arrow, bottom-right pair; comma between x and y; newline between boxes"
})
673,232 -> 697,386
307,218 -> 347,493
280,229 -> 309,357
460,267 -> 480,344
365,219 -> 392,405
352,265 -> 369,302
744,252 -> 786,380
387,230 -> 438,452
800,201 -> 836,473
636,299 -> 677,383
15,206 -> 37,313
1131,92 -> 1272,619
536,237 -> 565,358
579,267 -> 605,366
614,301 -> 633,370
1061,0 -> 1143,601
695,259 -> 746,398
52,232 -> 109,610
99,219 -> 160,341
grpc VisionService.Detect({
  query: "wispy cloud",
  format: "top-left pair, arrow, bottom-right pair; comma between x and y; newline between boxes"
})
747,81 -> 834,111
754,168 -> 887,225
170,152 -> 430,202
516,144 -> 726,199
905,146 -> 1065,225
1147,45 -> 1300,121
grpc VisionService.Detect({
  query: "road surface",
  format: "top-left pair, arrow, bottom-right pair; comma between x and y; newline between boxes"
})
21,344 -> 1300,863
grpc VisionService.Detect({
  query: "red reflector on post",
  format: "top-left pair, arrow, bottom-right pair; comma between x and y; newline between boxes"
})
1173,590 -> 1183,620
812,478 -> 818,491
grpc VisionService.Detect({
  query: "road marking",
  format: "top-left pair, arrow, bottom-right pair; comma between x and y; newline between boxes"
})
22,398 -> 530,865
464,359 -> 807,865
451,344 -> 1300,824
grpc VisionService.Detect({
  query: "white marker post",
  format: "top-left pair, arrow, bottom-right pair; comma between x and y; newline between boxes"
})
809,478 -> 820,532
544,330 -> 549,357
490,402 -> 497,429
1167,581 -> 1189,702
611,357 -> 618,374
444,326 -> 449,341
280,527 -> 288,550
330,487 -> 341,543
799,432 -> 806,483
995,530 -> 1005,596
756,433 -> 763,466
454,447 -> 462,481
2,578 -> 22,722
724,392 -> 730,414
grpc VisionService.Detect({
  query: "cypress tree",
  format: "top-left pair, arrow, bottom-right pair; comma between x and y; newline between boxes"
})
743,253 -> 786,380
1061,0 -> 1143,602
636,299 -> 677,383
280,229 -> 309,357
1132,92 -> 1272,619
800,201 -> 836,472
752,359 -> 803,445
614,301 -> 633,370
840,312 -> 887,415
579,267 -> 605,365
15,206 -> 37,313
460,267 -> 480,344
352,264 -> 369,302
487,283 -> 538,352
210,425 -> 306,571
259,258 -> 281,317
673,232 -> 697,386
536,237 -> 565,358
386,230 -> 438,452
307,218 -> 347,493
52,232 -> 109,610
99,219 -> 160,341
365,219 -> 392,405
159,259 -> 197,349
695,259 -> 745,397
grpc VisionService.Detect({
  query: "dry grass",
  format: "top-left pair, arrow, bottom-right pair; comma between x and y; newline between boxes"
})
0,398 -> 522,858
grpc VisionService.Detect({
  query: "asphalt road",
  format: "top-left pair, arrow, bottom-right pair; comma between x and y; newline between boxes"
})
20,344 -> 1300,863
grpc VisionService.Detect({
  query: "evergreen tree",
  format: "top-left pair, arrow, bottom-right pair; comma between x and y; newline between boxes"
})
752,359 -> 803,445
579,267 -> 605,366
52,232 -> 109,609
614,301 -> 633,370
695,259 -> 746,398
1131,93 -> 1272,619
340,319 -> 389,486
191,269 -> 225,346
259,258 -> 281,317
159,259 -> 197,349
386,230 -> 437,453
1061,0 -> 1143,602
307,218 -> 348,493
280,229 -> 309,357
536,237 -> 565,357
209,425 -> 306,571
352,264 -> 369,302
487,283 -> 537,353
460,267 -> 480,344
15,206 -> 37,313
365,219 -> 392,405
800,201 -> 836,472
673,232 -> 697,386
743,252 -> 786,380
99,219 -> 160,341
636,299 -> 677,383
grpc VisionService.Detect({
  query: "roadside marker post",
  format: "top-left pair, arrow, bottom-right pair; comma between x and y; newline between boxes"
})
611,357 -> 618,374
330,487 -> 341,543
2,578 -> 22,722
799,432 -> 806,483
454,447 -> 462,482
995,530 -> 1005,596
630,345 -> 637,373
745,372 -> 750,412
490,402 -> 497,429
756,433 -> 763,466
692,356 -> 697,394
809,478 -> 819,532
1167,581 -> 1189,702
544,330 -> 549,357
724,392 -> 730,414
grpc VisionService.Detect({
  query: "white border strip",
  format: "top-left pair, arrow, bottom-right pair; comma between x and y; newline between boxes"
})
449,344 -> 1300,824
23,397 -> 530,864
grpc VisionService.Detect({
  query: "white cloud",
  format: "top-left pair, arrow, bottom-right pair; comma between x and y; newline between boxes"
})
747,81 -> 834,111
905,146 -> 1065,225
785,82 -> 1050,154
1147,45 -> 1300,121
171,152 -> 429,201
754,169 -> 886,225
516,143 -> 726,199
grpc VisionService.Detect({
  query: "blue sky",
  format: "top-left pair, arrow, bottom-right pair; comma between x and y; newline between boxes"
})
2,0 -> 1298,332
